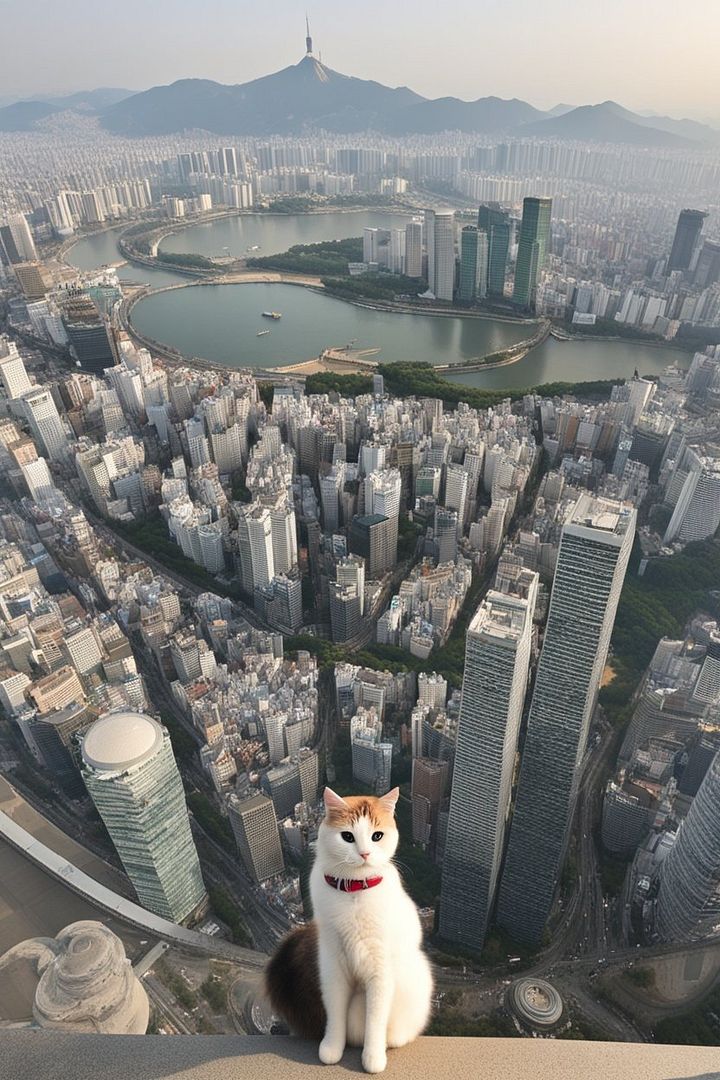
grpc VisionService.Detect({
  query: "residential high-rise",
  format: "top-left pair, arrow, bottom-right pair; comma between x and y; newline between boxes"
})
351,707 -> 392,794
657,751 -> 720,942
496,496 -> 635,945
237,504 -> 275,591
330,555 -> 365,642
426,210 -> 455,301
3,213 -> 38,262
0,338 -> 32,399
440,576 -> 538,952
478,205 -> 511,297
81,711 -> 207,922
227,792 -> 285,883
668,209 -> 708,272
21,387 -> 69,462
513,197 -> 552,309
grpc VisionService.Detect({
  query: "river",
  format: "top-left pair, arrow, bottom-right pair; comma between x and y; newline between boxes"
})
130,282 -> 690,385
67,215 -> 692,387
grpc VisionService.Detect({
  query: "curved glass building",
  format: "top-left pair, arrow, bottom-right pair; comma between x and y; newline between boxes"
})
81,711 -> 206,923
657,751 -> 720,942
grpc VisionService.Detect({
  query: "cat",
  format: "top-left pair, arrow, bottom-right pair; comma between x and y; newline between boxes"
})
265,785 -> 433,1074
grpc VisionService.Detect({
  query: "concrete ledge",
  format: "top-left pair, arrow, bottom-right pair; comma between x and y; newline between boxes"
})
3,1031 -> 720,1080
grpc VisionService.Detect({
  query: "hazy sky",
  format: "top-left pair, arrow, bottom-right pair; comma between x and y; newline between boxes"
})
1,0 -> 718,120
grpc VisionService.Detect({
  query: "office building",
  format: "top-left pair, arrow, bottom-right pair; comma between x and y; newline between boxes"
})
426,210 -> 455,301
478,205 -> 511,297
351,707 -> 392,795
513,197 -> 552,309
405,220 -> 423,278
496,496 -> 635,945
458,225 -> 488,304
62,293 -> 116,374
440,578 -> 538,952
227,792 -> 285,883
657,751 -> 720,942
348,513 -> 397,578
668,209 -> 707,272
81,712 -> 207,922
0,339 -> 32,399
21,387 -> 69,462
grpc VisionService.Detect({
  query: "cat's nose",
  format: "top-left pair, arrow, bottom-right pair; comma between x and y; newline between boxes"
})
360,852 -> 370,860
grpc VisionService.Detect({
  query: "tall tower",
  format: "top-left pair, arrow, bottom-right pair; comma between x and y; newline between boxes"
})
21,386 -> 69,462
668,209 -> 707,272
305,15 -> 313,55
429,210 -> 456,302
496,495 -> 635,945
657,750 -> 720,942
81,711 -> 207,922
513,196 -> 552,309
440,576 -> 538,952
478,205 -> 511,298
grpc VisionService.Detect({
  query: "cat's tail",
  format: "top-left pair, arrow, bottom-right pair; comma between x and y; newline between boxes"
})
264,921 -> 327,1041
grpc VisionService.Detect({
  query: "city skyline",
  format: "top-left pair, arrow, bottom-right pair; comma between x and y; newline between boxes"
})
1,1 -> 719,123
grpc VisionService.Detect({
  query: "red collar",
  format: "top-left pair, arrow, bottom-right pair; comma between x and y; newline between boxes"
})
325,873 -> 383,893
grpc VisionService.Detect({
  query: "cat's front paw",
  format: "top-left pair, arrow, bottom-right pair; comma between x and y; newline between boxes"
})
362,1046 -> 387,1074
319,1038 -> 344,1065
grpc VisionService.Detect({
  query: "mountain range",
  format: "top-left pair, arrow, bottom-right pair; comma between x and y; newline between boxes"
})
1,56 -> 716,148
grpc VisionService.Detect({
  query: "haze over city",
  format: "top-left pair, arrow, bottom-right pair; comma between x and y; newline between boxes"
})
1,1 -> 720,1075
2,0 -> 720,121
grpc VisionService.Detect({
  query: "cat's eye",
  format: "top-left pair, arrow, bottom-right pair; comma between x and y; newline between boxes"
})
371,831 -> 384,842
341,831 -> 354,843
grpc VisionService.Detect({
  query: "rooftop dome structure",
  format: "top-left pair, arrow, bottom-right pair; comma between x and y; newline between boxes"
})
507,977 -> 564,1031
0,921 -> 149,1034
82,711 -> 162,772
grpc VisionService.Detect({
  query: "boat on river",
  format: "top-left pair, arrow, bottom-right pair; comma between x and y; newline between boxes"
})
261,311 -> 282,319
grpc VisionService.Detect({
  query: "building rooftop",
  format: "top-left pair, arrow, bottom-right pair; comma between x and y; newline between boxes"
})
567,493 -> 634,536
4,1031 -> 720,1080
81,711 -> 162,772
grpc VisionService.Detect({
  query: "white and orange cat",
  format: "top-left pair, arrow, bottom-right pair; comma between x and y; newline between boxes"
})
266,786 -> 433,1073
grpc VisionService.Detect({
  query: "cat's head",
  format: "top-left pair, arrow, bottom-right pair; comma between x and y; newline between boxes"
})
317,786 -> 400,876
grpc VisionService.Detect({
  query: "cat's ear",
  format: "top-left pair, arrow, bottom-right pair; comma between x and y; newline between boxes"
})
323,787 -> 348,812
379,786 -> 400,814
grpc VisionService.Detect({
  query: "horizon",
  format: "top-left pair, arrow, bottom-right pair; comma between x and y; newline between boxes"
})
1,0 -> 719,124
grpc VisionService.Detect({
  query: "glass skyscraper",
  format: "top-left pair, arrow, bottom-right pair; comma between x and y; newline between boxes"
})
657,750 -> 720,942
81,711 -> 207,923
668,208 -> 707,272
440,576 -> 538,952
512,196 -> 552,310
478,204 -> 511,298
458,225 -> 488,304
496,496 -> 635,945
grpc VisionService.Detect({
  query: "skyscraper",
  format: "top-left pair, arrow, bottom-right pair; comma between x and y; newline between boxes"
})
478,205 -> 511,298
458,226 -> 488,304
496,495 -> 635,945
81,711 -> 207,922
668,209 -> 707,272
0,338 -> 32,399
513,197 -> 552,309
404,220 -> 423,278
440,576 -> 538,952
228,792 -> 285,883
348,513 -> 397,578
21,387 -> 69,462
657,751 -> 720,942
237,504 -> 275,591
426,210 -> 455,301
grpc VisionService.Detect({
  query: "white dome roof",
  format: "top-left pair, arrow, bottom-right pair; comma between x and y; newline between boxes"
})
82,712 -> 163,772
